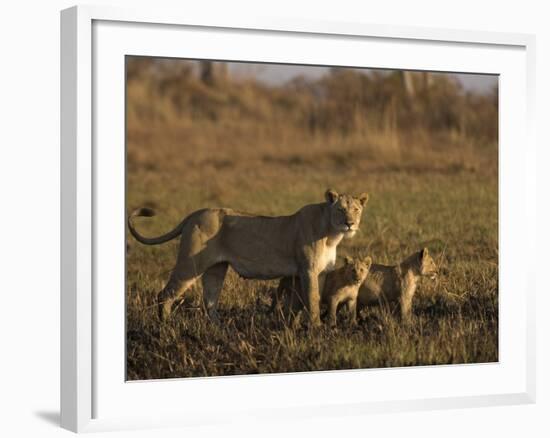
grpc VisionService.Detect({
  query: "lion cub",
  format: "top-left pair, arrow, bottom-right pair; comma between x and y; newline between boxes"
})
357,248 -> 437,320
277,256 -> 372,327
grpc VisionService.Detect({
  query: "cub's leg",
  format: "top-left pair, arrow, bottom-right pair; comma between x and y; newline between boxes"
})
399,292 -> 414,322
201,262 -> 228,323
346,298 -> 358,326
327,294 -> 341,328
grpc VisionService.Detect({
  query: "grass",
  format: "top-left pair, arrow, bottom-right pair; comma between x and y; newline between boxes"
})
126,58 -> 498,380
126,153 -> 498,379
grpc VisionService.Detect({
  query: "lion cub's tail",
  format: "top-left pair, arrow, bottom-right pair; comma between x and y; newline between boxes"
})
127,207 -> 185,245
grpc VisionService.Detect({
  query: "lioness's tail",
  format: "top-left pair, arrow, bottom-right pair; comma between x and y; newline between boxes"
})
127,207 -> 185,245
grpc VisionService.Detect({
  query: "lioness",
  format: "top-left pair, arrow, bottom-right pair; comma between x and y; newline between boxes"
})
277,256 -> 372,327
128,189 -> 369,324
357,248 -> 438,320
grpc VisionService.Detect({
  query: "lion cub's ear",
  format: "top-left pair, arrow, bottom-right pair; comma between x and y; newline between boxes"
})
419,247 -> 429,261
364,256 -> 373,268
325,189 -> 339,204
344,256 -> 353,265
358,192 -> 369,207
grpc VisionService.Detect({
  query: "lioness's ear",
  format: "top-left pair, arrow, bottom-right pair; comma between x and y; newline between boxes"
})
358,192 -> 369,207
325,189 -> 339,204
344,256 -> 353,265
364,256 -> 373,268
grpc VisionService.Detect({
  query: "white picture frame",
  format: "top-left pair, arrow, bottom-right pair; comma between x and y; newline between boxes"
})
60,4 -> 536,433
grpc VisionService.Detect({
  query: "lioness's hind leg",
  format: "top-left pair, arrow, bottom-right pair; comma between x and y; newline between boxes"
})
158,252 -> 209,321
157,220 -> 218,321
201,263 -> 228,323
157,270 -> 200,321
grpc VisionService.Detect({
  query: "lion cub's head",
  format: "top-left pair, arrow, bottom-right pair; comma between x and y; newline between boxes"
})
325,189 -> 369,238
343,256 -> 373,284
417,248 -> 438,280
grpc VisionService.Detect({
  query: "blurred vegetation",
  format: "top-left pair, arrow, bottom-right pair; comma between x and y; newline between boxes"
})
127,58 -> 497,167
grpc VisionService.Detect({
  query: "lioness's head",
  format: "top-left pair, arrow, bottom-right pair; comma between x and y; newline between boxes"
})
418,248 -> 438,280
325,189 -> 369,238
343,256 -> 372,284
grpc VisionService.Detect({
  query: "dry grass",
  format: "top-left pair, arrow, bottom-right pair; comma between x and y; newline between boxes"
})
126,58 -> 498,379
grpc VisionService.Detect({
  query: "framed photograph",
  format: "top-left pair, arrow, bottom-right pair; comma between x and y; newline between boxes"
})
61,5 -> 536,432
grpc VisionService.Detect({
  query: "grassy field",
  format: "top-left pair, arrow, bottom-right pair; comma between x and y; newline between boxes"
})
126,59 -> 498,380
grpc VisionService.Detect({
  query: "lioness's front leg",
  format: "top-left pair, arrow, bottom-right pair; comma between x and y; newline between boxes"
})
299,270 -> 321,326
202,262 -> 228,324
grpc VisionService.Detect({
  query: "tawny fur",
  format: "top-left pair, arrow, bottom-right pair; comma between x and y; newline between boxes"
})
357,248 -> 438,320
128,189 -> 369,324
276,256 -> 372,326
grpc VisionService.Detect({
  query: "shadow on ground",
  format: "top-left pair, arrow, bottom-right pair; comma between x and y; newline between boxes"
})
34,410 -> 59,427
